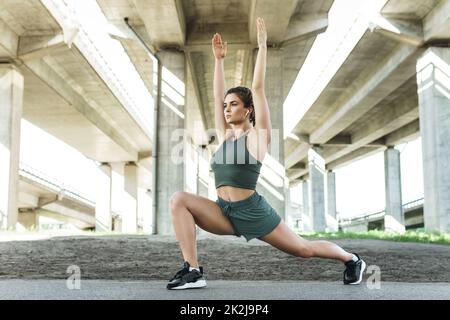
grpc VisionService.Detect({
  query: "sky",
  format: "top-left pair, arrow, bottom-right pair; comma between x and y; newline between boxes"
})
18,0 -> 424,221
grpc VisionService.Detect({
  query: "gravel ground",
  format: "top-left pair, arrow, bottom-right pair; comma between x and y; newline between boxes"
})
0,232 -> 449,282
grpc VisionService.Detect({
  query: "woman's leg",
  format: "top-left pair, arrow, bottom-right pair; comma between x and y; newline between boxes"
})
170,191 -> 236,267
258,220 -> 353,263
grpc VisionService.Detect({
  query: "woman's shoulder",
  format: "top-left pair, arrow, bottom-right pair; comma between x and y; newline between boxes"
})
246,128 -> 267,164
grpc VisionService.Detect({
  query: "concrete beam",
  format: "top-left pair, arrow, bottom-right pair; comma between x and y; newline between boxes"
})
36,206 -> 95,229
287,161 -> 307,180
286,143 -> 309,168
289,133 -> 310,144
108,21 -> 155,94
23,58 -> 138,160
323,135 -> 352,146
423,0 -> 450,41
281,13 -> 329,47
249,0 -> 299,44
0,19 -> 19,57
324,92 -> 419,163
310,43 -> 423,144
371,15 -> 424,46
184,43 -> 254,53
287,167 -> 309,182
385,119 -> 420,146
187,23 -> 249,46
18,34 -> 68,61
327,146 -> 386,171
18,192 -> 39,208
132,0 -> 185,48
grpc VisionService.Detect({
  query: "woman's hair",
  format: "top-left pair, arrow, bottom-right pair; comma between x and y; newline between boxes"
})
225,86 -> 255,126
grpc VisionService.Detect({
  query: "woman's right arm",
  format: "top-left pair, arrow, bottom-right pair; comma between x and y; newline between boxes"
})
212,33 -> 230,143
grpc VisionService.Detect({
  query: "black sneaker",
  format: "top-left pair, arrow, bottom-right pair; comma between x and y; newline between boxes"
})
166,261 -> 207,290
343,253 -> 366,285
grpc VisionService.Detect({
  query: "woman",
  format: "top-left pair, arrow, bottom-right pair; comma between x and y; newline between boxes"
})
167,17 -> 366,290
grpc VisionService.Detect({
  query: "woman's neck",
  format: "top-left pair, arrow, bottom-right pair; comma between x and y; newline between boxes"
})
229,124 -> 252,140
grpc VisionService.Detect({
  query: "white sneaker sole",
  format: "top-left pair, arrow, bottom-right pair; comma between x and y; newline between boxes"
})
170,279 -> 207,290
348,260 -> 366,285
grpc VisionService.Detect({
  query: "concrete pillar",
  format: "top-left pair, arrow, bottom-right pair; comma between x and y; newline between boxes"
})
17,211 -> 38,230
138,187 -> 152,234
384,147 -> 405,233
255,48 -> 287,220
308,147 -> 326,232
95,163 -> 112,232
326,170 -> 338,232
197,147 -> 209,198
416,47 -> 450,233
156,50 -> 185,235
123,162 -> 138,233
301,180 -> 312,231
0,65 -> 23,230
284,187 -> 296,229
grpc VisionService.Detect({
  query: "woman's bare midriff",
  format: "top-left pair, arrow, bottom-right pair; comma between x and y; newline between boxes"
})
216,185 -> 255,202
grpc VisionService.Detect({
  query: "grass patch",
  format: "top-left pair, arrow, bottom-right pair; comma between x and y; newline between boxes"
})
295,229 -> 450,245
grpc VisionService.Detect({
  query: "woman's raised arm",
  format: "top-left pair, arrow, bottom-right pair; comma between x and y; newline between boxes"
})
212,33 -> 230,143
251,17 -> 272,145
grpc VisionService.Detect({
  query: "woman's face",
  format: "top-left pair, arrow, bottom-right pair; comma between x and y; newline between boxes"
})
224,93 -> 247,124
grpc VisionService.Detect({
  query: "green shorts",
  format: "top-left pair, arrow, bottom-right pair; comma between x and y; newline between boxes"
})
215,191 -> 282,242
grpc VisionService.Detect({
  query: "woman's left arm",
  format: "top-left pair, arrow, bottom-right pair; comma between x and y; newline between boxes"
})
252,17 -> 272,145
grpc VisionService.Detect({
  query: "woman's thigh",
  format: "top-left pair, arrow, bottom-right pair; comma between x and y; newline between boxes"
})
171,191 -> 236,236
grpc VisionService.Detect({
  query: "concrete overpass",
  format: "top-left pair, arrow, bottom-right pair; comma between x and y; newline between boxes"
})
284,0 -> 450,234
18,163 -> 97,230
1,0 -> 449,235
1,0 -> 153,232
96,0 -> 335,234
339,198 -> 424,232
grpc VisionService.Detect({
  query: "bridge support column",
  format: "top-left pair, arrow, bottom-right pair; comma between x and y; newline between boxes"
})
197,148 -> 209,198
138,188 -> 152,234
95,163 -> 112,232
17,211 -> 38,230
0,65 -> 23,230
285,186 -> 297,229
301,180 -> 312,231
417,47 -> 450,233
156,50 -> 186,235
123,162 -> 138,233
326,170 -> 338,232
384,147 -> 405,233
255,48 -> 287,221
308,147 -> 326,232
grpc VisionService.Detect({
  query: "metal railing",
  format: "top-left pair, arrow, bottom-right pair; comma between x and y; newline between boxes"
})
337,197 -> 424,226
19,163 -> 95,207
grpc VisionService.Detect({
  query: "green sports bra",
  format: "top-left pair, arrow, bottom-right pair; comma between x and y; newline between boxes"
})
210,133 -> 262,190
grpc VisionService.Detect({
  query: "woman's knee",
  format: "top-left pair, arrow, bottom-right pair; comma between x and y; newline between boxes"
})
170,191 -> 188,212
295,242 -> 314,258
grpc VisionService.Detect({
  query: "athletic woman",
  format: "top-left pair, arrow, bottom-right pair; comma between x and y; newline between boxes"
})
167,17 -> 366,290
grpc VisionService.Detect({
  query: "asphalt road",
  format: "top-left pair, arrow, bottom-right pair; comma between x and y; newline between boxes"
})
0,280 -> 449,300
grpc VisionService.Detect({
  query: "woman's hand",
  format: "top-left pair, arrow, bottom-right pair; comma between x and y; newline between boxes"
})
212,33 -> 227,60
256,17 -> 267,49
